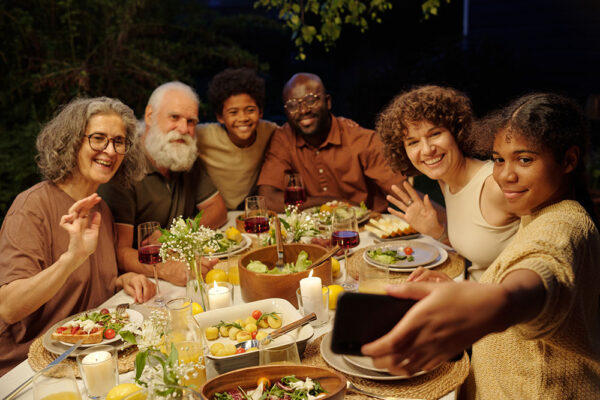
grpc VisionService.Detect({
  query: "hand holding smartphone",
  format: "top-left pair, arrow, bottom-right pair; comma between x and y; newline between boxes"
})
330,292 -> 416,356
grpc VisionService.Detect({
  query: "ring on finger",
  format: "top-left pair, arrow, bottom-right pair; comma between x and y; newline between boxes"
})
405,199 -> 414,206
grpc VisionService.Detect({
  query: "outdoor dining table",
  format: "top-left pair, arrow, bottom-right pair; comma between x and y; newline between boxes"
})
0,211 -> 464,400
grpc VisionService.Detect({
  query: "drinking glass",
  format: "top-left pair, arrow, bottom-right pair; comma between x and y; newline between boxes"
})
138,221 -> 164,306
284,172 -> 306,208
258,334 -> 301,365
331,206 -> 360,291
358,261 -> 390,294
33,363 -> 81,400
244,196 -> 269,247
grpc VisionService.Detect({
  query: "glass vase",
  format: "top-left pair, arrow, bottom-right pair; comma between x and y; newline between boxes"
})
166,297 -> 207,390
185,259 -> 208,312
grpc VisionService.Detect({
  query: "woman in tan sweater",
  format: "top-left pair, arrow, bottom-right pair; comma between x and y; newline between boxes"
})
363,93 -> 600,399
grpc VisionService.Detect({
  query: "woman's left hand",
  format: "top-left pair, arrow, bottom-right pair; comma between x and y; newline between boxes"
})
119,272 -> 157,303
387,181 -> 444,238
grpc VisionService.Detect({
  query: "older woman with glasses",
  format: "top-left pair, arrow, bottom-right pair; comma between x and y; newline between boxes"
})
0,97 -> 156,375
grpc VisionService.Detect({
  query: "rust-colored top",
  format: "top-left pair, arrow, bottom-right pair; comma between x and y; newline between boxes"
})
0,181 -> 118,375
257,115 -> 404,212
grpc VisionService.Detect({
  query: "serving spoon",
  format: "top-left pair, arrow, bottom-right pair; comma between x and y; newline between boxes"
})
235,312 -> 316,350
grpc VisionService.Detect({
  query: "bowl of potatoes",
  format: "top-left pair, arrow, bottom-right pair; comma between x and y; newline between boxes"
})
195,298 -> 314,375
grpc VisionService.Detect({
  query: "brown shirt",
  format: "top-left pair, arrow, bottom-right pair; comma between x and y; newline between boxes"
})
257,115 -> 403,212
0,182 -> 118,375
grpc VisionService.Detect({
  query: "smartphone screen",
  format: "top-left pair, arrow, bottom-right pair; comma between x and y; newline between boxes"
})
330,292 -> 416,355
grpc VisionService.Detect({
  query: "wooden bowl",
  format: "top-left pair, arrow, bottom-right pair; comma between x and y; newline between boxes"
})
201,364 -> 346,399
239,243 -> 332,307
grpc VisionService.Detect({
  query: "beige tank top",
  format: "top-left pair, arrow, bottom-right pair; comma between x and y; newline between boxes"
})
441,161 -> 519,281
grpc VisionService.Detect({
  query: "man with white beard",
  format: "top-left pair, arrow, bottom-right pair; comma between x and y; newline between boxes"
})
99,81 -> 227,286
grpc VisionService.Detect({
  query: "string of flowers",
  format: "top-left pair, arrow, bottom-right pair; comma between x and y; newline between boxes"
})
158,212 -> 208,311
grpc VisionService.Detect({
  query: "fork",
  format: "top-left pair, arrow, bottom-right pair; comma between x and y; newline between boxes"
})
346,380 -> 423,400
116,303 -> 129,316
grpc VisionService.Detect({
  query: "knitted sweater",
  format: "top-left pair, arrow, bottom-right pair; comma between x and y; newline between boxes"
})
468,200 -> 600,399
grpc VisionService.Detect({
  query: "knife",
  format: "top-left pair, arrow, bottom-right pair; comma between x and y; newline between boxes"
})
3,339 -> 83,400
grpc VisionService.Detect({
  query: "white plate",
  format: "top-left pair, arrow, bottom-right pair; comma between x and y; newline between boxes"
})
43,308 -> 142,356
197,298 -> 314,374
343,354 -> 389,373
363,240 -> 440,268
320,332 -> 428,381
388,245 -> 448,272
209,233 -> 252,259
309,205 -> 371,225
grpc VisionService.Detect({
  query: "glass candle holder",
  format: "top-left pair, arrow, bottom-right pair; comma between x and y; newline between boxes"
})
296,286 -> 329,327
205,281 -> 234,310
76,345 -> 118,399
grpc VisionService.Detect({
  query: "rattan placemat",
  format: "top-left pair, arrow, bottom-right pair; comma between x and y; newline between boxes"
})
303,334 -> 469,400
347,248 -> 465,281
28,336 -> 138,378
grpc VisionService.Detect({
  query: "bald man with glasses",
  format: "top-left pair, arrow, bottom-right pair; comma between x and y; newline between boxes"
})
258,72 -> 405,213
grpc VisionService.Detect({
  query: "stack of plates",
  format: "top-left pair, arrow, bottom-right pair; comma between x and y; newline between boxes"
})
320,332 -> 428,380
362,239 -> 448,272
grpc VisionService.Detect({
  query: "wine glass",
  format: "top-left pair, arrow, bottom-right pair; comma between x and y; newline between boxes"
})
138,221 -> 165,306
284,172 -> 306,208
244,196 -> 269,247
331,205 -> 360,291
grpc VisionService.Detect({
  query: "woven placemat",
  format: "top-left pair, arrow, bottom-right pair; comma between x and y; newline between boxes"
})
303,334 -> 469,400
347,248 -> 465,281
28,336 -> 138,378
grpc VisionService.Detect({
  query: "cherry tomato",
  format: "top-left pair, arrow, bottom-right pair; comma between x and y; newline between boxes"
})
404,247 -> 413,255
70,326 -> 80,335
251,331 -> 257,339
103,328 -> 116,339
56,327 -> 67,333
257,377 -> 270,388
90,328 -> 99,334
235,347 -> 246,354
100,308 -> 110,315
251,310 -> 262,320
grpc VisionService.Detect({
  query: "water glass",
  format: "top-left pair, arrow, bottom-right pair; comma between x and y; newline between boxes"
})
358,261 -> 390,294
258,334 -> 301,365
33,363 -> 81,400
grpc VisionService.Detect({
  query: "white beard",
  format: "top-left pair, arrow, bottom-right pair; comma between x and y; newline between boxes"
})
144,123 -> 197,171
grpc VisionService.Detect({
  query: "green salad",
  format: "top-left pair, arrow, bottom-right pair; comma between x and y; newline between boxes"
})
367,248 -> 414,264
246,251 -> 312,274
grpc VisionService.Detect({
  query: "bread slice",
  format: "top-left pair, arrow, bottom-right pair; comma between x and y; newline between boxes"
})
52,328 -> 103,344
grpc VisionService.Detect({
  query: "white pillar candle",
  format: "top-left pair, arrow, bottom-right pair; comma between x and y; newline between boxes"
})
81,350 -> 116,397
208,282 -> 232,309
299,271 -> 327,322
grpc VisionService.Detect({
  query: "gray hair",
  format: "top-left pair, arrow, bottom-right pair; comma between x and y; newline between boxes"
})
35,97 -> 146,186
147,81 -> 199,116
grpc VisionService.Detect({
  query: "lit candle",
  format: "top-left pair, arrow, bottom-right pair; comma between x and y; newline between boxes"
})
81,350 -> 116,397
299,270 -> 327,322
208,281 -> 232,310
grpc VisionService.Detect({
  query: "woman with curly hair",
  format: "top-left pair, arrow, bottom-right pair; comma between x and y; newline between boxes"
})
196,68 -> 278,210
364,93 -> 600,398
0,97 -> 155,375
376,85 -> 519,280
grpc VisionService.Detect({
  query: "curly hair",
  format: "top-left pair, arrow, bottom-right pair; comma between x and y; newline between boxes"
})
376,85 -> 475,176
207,68 -> 265,115
35,97 -> 145,186
476,93 -> 597,226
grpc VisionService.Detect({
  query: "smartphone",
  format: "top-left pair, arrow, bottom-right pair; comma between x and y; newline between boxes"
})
330,292 -> 416,355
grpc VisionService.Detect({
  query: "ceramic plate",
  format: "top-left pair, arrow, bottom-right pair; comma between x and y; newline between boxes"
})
388,245 -> 448,272
320,332 -> 427,381
309,205 -> 371,225
197,298 -> 314,375
343,354 -> 389,373
43,308 -> 142,355
363,240 -> 440,268
209,234 -> 252,259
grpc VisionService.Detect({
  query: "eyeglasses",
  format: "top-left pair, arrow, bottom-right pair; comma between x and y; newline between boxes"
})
283,93 -> 321,114
86,133 -> 131,155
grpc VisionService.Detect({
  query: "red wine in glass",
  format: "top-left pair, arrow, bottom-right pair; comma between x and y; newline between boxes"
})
284,186 -> 307,207
138,244 -> 162,264
331,230 -> 360,249
244,216 -> 270,234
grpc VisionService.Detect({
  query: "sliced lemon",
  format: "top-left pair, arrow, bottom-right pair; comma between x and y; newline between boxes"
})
327,284 -> 345,310
106,383 -> 145,400
225,226 -> 242,242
